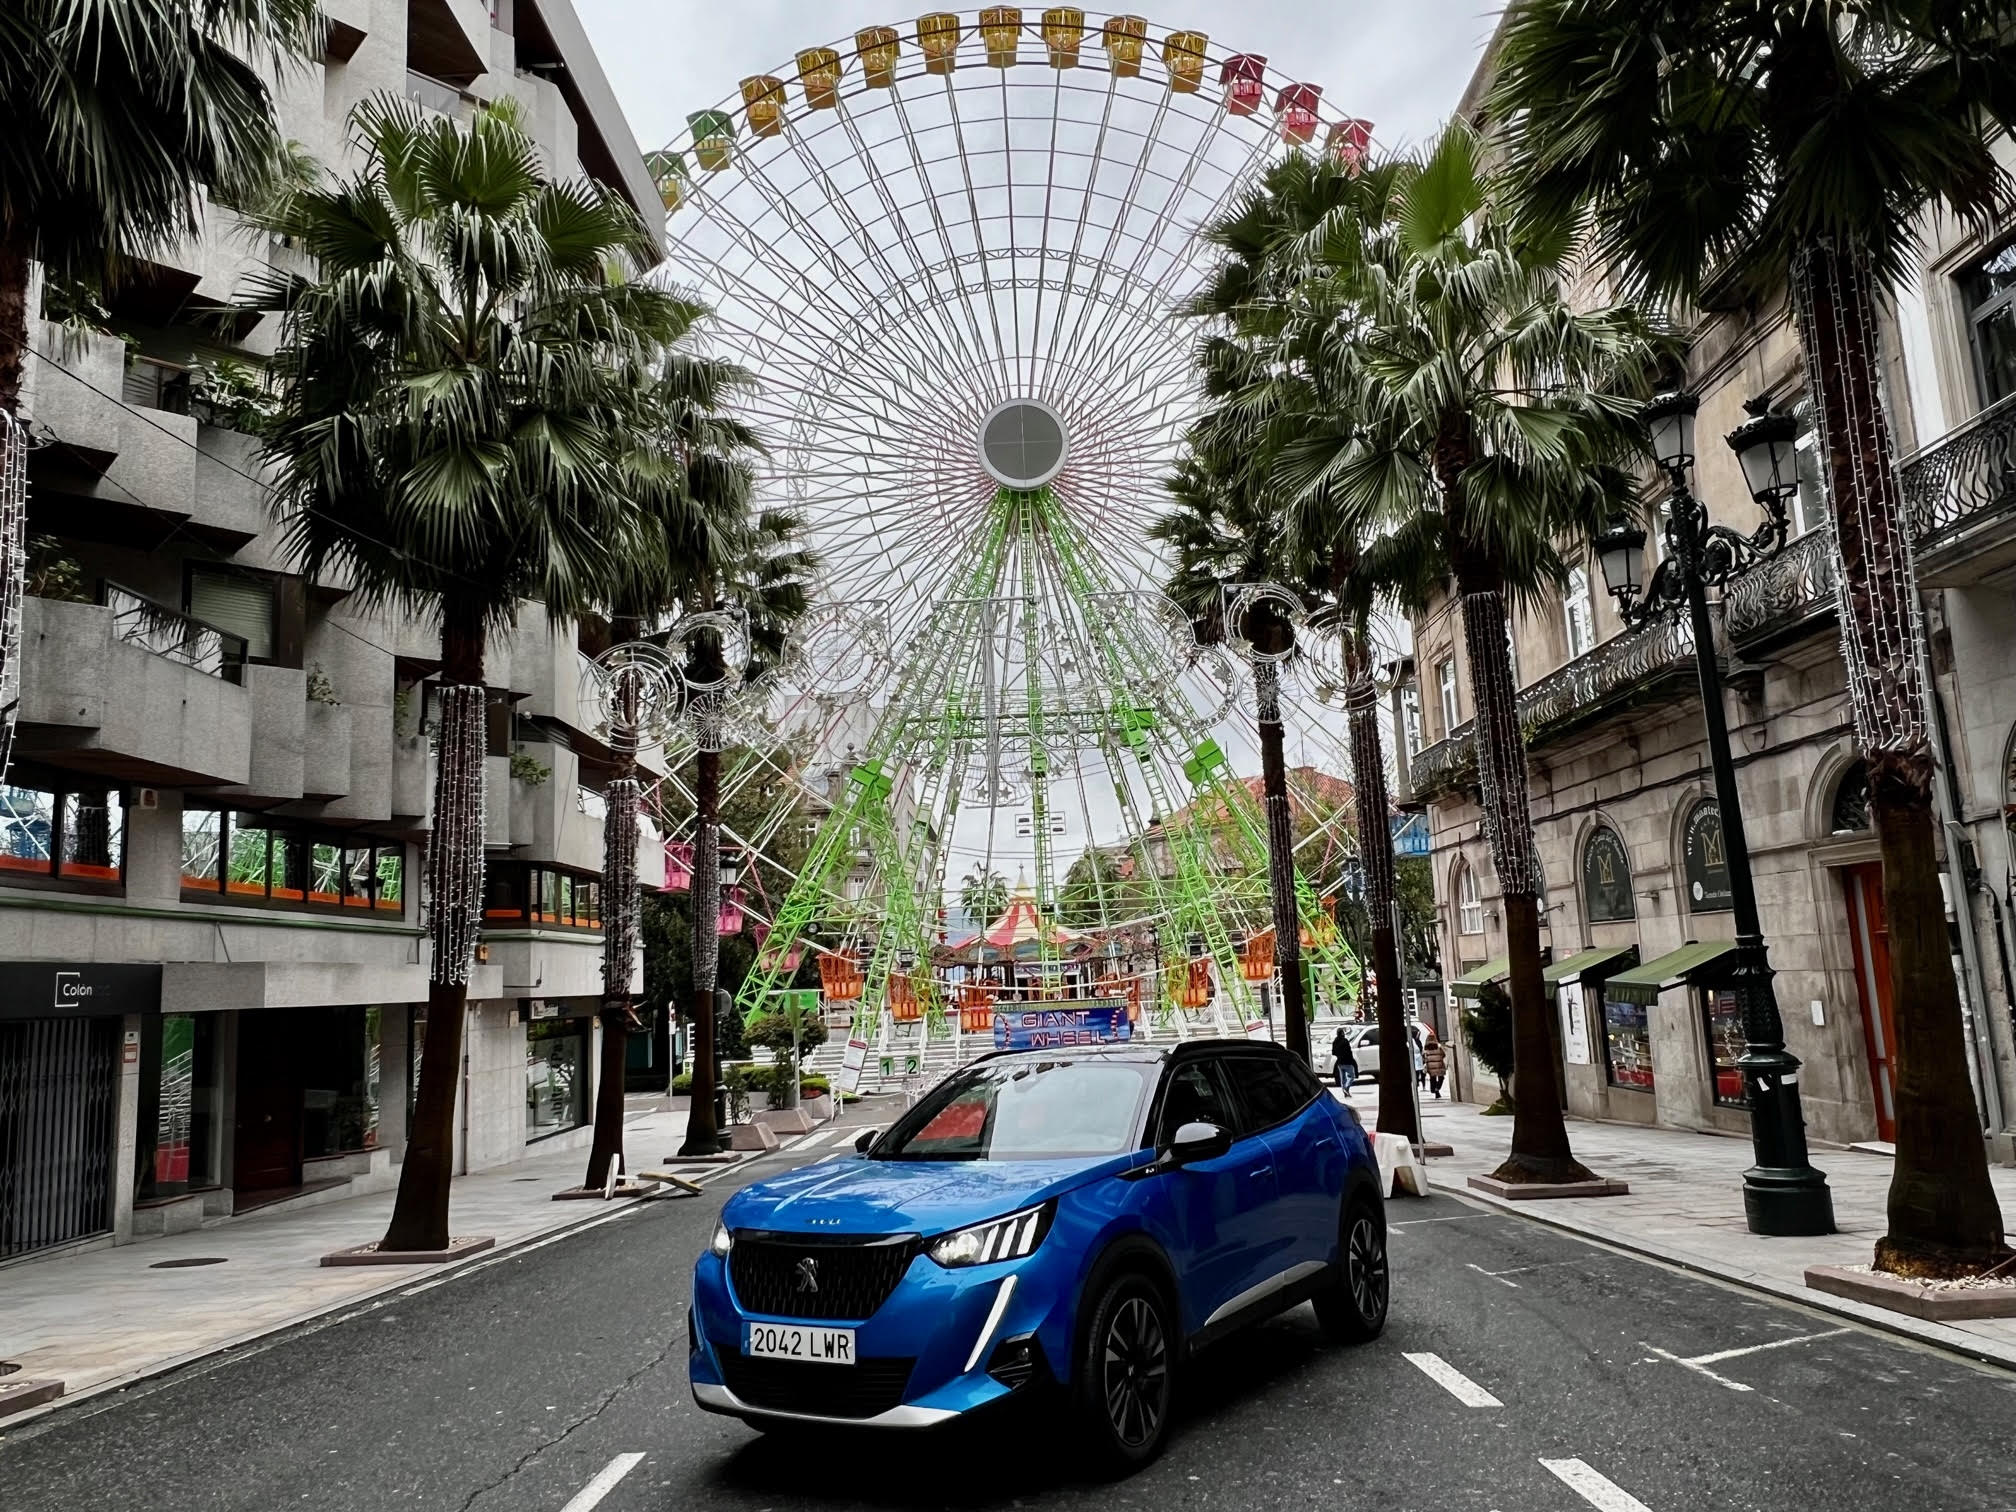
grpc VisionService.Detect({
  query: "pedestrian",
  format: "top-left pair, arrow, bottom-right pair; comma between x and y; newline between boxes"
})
1424,1031 -> 1447,1099
1411,1025 -> 1425,1089
1329,1025 -> 1354,1091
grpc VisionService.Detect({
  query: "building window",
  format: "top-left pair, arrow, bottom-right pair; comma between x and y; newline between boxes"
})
1582,826 -> 1636,922
526,1016 -> 590,1137
1437,657 -> 1459,736
136,1013 -> 221,1200
1600,992 -> 1654,1091
1964,240 -> 2016,410
1830,761 -> 1872,834
483,862 -> 603,931
187,569 -> 276,662
1400,682 -> 1422,759
182,807 -> 404,915
1563,568 -> 1594,659
0,781 -> 125,890
1790,398 -> 1828,537
1701,988 -> 1747,1108
1456,864 -> 1484,935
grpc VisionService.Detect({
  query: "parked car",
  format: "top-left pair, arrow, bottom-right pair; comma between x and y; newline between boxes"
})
689,1039 -> 1389,1470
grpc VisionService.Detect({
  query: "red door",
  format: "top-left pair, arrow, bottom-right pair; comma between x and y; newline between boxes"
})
1842,862 -> 1898,1142
232,1011 -> 302,1192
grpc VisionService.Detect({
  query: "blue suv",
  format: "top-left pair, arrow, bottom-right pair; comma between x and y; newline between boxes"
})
689,1039 -> 1388,1470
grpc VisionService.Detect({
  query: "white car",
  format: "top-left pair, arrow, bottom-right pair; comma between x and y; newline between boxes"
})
1323,1022 -> 1423,1089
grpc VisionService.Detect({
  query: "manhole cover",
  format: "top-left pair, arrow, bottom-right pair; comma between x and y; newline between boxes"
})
149,1257 -> 229,1269
0,1362 -> 20,1378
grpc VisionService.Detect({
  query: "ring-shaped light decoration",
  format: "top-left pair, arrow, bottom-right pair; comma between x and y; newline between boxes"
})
1222,581 -> 1307,665
1185,643 -> 1242,726
665,609 -> 752,697
977,397 -> 1071,490
584,642 -> 684,753
777,601 -> 894,699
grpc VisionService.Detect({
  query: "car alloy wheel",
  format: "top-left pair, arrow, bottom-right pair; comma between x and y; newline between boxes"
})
1346,1209 -> 1389,1325
1102,1292 -> 1169,1450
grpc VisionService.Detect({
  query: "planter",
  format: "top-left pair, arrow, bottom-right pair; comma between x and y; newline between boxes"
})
1805,1264 -> 2016,1321
800,1092 -> 834,1122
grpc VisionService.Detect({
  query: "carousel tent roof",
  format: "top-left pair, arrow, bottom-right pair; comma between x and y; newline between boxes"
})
982,877 -> 1081,949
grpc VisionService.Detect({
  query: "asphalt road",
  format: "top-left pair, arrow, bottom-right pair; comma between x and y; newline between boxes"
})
5,1132 -> 2015,1512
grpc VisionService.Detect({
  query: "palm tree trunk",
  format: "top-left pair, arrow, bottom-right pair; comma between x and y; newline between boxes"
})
1253,659 -> 1311,1063
0,230 -> 31,420
678,735 -> 724,1156
585,769 -> 639,1189
1344,640 -> 1418,1144
383,606 -> 487,1252
1448,542 -> 1589,1184
1792,242 -> 2008,1275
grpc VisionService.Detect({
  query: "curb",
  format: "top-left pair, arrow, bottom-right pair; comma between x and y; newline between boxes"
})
0,1186 -> 674,1436
1435,1176 -> 2016,1375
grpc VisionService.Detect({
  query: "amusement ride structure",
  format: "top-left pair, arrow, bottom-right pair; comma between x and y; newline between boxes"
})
631,10 -> 1385,1078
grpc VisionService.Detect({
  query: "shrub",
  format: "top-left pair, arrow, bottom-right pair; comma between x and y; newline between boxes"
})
671,1072 -> 692,1097
1460,979 -> 1516,1113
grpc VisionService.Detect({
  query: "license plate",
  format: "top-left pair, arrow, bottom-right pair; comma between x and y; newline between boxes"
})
746,1322 -> 856,1364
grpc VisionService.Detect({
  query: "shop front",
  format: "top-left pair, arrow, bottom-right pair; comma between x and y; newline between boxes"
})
231,1004 -> 386,1207
1600,941 -> 1743,1126
0,962 -> 160,1258
524,1001 -> 594,1140
1542,946 -> 1643,1121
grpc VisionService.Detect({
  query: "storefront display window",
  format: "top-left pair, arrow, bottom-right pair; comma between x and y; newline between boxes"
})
1600,992 -> 1654,1091
526,1017 -> 590,1137
1701,989 -> 1747,1108
181,807 -> 404,916
484,863 -> 604,931
136,1013 -> 220,1200
302,1004 -> 382,1157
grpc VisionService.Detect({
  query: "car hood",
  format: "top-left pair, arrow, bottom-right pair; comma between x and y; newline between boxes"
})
724,1150 -> 1140,1237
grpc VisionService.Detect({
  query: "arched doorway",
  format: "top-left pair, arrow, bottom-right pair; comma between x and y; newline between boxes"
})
1831,761 -> 1895,1141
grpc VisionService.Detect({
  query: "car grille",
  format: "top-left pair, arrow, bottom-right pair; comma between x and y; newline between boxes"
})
717,1348 -> 915,1419
728,1232 -> 915,1321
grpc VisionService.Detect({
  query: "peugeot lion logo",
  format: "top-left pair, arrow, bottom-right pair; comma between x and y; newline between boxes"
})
794,1256 -> 820,1294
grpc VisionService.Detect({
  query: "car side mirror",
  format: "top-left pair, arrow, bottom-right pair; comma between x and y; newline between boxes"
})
1168,1121 -> 1231,1165
854,1128 -> 879,1153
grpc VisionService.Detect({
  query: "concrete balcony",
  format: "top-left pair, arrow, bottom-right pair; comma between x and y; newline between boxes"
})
220,664 -> 308,802
302,700 -> 354,800
16,594 -> 252,787
1903,395 -> 2016,586
391,733 -> 433,823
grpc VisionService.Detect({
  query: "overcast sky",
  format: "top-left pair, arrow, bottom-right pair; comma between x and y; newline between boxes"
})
576,2 -> 1504,163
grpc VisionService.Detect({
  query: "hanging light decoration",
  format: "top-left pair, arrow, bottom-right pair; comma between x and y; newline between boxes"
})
1220,53 -> 1267,115
1162,30 -> 1206,92
740,75 -> 785,137
1327,118 -> 1373,173
857,24 -> 901,86
979,7 -> 1021,67
1276,82 -> 1321,144
1041,6 -> 1083,66
643,150 -> 687,211
688,110 -> 735,171
918,12 -> 961,74
818,947 -> 865,1004
797,46 -> 845,108
1101,14 -> 1146,76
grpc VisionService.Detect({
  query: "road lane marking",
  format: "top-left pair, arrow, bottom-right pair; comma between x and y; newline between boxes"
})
1540,1458 -> 1655,1512
1466,1262 -> 1520,1289
1389,1213 -> 1504,1228
560,1452 -> 645,1512
1640,1344 -> 1752,1393
1685,1328 -> 1850,1366
1402,1352 -> 1503,1407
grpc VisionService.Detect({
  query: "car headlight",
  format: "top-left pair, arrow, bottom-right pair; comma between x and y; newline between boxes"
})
710,1221 -> 733,1257
926,1203 -> 1053,1268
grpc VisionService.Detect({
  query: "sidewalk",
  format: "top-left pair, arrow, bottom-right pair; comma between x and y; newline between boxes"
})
0,1101 -> 714,1425
1357,1086 -> 2016,1370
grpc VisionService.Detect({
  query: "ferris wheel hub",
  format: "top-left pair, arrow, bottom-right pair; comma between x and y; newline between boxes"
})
978,398 -> 1069,491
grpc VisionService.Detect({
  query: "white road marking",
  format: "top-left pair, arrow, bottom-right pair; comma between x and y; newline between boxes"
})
1466,1262 -> 1520,1289
792,1127 -> 847,1151
1540,1457 -> 1656,1512
559,1452 -> 645,1512
1685,1328 -> 1850,1366
1389,1213 -> 1504,1228
1402,1352 -> 1503,1408
1640,1344 -> 1752,1393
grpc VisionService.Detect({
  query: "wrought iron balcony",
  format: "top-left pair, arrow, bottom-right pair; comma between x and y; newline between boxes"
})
1901,394 -> 2016,561
1724,525 -> 1837,645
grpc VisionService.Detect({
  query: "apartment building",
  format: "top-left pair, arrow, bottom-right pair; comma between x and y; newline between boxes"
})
0,0 -> 666,1260
1400,54 -> 2016,1160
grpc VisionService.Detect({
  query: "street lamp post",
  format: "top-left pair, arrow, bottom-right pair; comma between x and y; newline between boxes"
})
1596,393 -> 1834,1237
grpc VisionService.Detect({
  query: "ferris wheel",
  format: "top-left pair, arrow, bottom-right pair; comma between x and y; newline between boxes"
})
642,10 -> 1381,1052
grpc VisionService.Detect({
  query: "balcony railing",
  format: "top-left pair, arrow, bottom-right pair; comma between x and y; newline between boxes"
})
104,582 -> 247,683
405,70 -> 471,118
1901,393 -> 2016,549
1725,525 -> 1837,644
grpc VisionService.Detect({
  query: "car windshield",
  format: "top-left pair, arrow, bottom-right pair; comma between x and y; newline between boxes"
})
872,1057 -> 1158,1161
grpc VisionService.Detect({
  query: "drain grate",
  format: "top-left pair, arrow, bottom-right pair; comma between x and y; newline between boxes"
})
149,1257 -> 229,1269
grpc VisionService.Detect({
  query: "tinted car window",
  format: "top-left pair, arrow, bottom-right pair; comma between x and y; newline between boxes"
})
1360,1027 -> 1379,1046
1221,1054 -> 1313,1134
1155,1060 -> 1235,1144
873,1056 -> 1158,1160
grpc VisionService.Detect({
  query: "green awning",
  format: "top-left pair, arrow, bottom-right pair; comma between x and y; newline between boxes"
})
1542,946 -> 1639,987
1448,956 -> 1509,1000
1602,940 -> 1739,1006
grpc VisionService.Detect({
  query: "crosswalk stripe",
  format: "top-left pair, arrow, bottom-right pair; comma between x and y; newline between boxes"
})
1541,1458 -> 1656,1512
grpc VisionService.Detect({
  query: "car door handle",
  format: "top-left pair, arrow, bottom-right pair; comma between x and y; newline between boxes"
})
1248,1166 -> 1272,1178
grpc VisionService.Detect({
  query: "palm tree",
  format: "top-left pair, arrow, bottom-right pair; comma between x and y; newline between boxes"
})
254,98 -> 688,1250
674,501 -> 815,1158
1488,0 -> 2015,1270
580,317 -> 751,1190
1269,125 -> 1663,1184
959,865 -> 1009,926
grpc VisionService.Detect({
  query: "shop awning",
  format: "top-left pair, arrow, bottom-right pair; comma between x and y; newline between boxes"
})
1448,956 -> 1509,1000
1542,945 -> 1639,987
1602,941 -> 1739,1006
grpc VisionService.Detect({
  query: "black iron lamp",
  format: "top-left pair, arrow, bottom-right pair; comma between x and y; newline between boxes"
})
1644,389 -> 1699,472
1595,515 -> 1647,603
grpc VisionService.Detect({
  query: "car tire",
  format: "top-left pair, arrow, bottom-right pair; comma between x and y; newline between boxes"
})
1073,1271 -> 1175,1474
1313,1191 -> 1388,1345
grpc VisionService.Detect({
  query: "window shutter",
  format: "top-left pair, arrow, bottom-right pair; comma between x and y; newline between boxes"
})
189,572 -> 275,660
